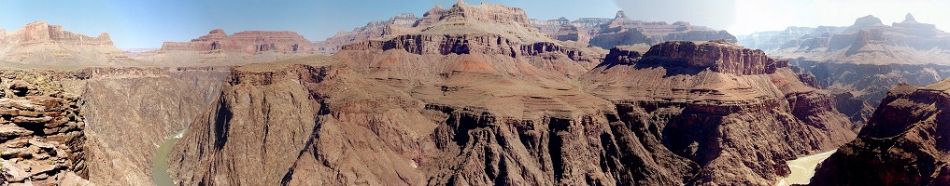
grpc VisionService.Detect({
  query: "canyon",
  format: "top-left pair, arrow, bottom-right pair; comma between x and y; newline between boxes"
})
0,1 -> 945,186
811,80 -> 950,185
166,2 -> 853,185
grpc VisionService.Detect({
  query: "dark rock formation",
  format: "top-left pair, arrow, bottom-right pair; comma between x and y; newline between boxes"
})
811,80 -> 950,185
74,67 -> 229,185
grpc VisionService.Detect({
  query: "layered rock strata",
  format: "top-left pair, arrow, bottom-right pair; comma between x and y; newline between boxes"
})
0,21 -> 128,65
811,80 -> 950,185
580,41 -> 855,184
168,39 -> 855,185
161,29 -> 314,54
0,72 -> 92,185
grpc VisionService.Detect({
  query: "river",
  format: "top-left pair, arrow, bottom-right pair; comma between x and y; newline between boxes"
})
151,131 -> 184,186
776,150 -> 837,186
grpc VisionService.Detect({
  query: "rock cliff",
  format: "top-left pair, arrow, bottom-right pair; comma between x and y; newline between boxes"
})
811,80 -> 950,185
0,71 -> 92,185
0,21 -> 128,66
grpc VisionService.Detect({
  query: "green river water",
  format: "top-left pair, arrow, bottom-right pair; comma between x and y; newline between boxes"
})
151,131 -> 184,186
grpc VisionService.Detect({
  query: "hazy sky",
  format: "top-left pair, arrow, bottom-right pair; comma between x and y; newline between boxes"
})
1,0 -> 946,49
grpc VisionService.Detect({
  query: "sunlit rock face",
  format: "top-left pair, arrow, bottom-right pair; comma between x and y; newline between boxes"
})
161,29 -> 314,54
0,21 -> 128,65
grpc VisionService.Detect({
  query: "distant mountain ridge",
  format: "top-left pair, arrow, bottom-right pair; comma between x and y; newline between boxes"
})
0,21 -> 128,66
316,8 -> 737,54
739,14 -> 950,65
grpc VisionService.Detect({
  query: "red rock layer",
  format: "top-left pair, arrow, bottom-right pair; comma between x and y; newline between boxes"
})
9,21 -> 114,47
161,29 -> 314,54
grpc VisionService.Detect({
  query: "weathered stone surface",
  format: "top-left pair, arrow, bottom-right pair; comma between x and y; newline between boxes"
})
0,72 -> 89,185
0,125 -> 33,140
811,80 -> 950,185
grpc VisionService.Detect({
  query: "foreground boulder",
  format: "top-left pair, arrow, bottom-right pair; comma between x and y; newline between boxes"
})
0,72 -> 90,185
811,80 -> 950,185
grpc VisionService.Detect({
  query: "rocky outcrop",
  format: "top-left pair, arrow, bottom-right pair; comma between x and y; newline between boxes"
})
161,29 -> 314,54
811,80 -> 950,185
638,41 -> 787,75
0,71 -> 90,185
533,10 -> 737,49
